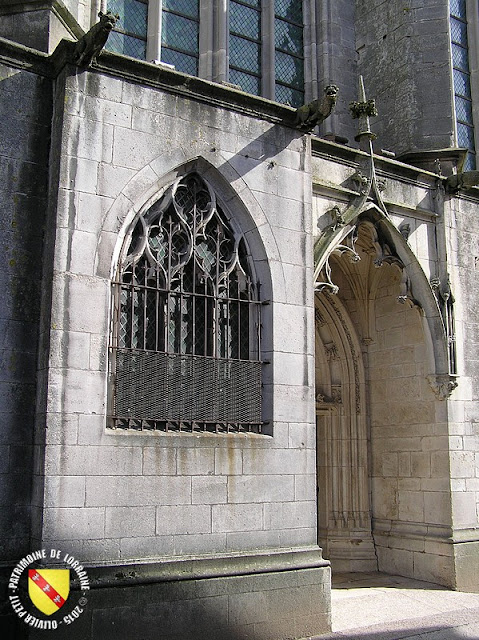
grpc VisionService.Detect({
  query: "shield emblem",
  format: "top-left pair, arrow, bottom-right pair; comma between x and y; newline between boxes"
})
28,569 -> 70,616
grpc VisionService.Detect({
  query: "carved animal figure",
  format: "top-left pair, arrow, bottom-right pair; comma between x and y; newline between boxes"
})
446,170 -> 479,192
294,85 -> 339,132
74,11 -> 120,67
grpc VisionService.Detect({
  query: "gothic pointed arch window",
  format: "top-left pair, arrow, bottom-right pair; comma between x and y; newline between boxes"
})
109,172 -> 263,433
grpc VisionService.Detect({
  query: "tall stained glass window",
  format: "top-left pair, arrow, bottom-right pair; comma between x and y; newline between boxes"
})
450,0 -> 476,169
105,0 -> 148,60
274,0 -> 304,107
161,0 -> 200,75
109,173 -> 263,434
229,0 -> 262,96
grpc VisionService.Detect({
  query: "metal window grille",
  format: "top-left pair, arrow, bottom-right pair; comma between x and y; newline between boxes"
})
109,173 -> 263,434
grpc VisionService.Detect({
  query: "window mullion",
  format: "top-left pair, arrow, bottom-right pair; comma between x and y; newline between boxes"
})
146,0 -> 162,62
201,0 -> 217,80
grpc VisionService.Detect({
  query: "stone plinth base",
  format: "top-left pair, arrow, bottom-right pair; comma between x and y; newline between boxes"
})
454,540 -> 479,592
8,548 -> 331,640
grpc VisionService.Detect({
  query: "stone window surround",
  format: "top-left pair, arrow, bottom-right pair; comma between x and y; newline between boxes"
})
101,0 -> 316,103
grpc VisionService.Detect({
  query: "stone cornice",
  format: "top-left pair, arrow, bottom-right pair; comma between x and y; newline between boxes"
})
0,37 -> 301,127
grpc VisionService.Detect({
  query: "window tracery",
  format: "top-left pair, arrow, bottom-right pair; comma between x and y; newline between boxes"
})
109,173 -> 263,433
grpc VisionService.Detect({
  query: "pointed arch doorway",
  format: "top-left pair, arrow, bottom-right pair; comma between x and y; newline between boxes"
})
315,288 -> 376,572
315,214 -> 455,583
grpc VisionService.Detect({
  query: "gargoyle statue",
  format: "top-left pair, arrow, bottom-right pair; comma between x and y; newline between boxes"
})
294,85 -> 339,132
74,11 -> 120,67
445,170 -> 479,193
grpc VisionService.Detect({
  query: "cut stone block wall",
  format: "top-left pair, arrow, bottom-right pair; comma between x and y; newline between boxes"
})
355,0 -> 454,156
0,61 -> 52,562
368,264 -> 454,586
447,195 -> 479,591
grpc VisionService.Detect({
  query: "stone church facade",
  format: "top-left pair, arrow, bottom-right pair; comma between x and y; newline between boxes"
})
1,1 -> 479,638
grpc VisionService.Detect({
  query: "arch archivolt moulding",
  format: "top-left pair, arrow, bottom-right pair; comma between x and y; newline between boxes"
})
313,203 -> 457,398
315,291 -> 376,568
93,147 -> 283,299
315,292 -> 369,528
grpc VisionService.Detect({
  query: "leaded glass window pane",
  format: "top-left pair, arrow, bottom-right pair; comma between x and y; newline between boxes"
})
230,35 -> 261,74
275,51 -> 303,88
450,1 -> 475,168
229,0 -> 261,96
109,0 -> 147,36
275,0 -> 303,23
452,43 -> 469,72
450,17 -> 468,45
161,49 -> 198,75
230,1 -> 261,38
464,151 -> 476,171
455,96 -> 473,124
229,69 -> 261,95
275,83 -> 303,108
107,30 -> 147,60
163,0 -> 199,19
162,12 -> 199,54
450,0 -> 466,19
275,19 -> 303,55
162,0 -> 199,75
110,173 -> 263,433
274,0 -> 303,106
105,0 -> 147,60
454,69 -> 471,98
457,122 -> 475,149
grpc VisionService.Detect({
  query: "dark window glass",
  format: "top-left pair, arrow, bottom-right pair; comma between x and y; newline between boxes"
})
162,1 -> 199,74
163,0 -> 199,18
275,83 -> 303,108
161,49 -> 198,75
274,0 -> 304,106
107,30 -> 147,59
275,0 -> 303,23
464,151 -> 476,171
230,2 -> 261,38
162,12 -> 198,54
230,36 -> 261,74
275,50 -> 303,88
274,18 -> 303,55
105,0 -> 147,60
229,69 -> 261,94
450,4 -> 476,168
229,0 -> 261,96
